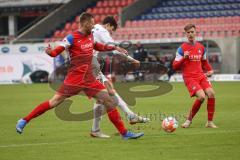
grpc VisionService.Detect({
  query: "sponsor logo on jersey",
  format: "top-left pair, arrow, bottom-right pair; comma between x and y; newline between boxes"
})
81,43 -> 93,50
189,54 -> 202,61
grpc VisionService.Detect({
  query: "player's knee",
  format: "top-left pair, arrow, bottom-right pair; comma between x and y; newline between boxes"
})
49,95 -> 65,107
107,89 -> 116,96
207,90 -> 215,98
104,97 -> 117,108
197,94 -> 206,101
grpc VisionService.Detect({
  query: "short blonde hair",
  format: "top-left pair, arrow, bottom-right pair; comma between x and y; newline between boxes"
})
184,24 -> 196,31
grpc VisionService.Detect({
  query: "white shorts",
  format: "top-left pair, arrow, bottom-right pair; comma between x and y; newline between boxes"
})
96,72 -> 109,84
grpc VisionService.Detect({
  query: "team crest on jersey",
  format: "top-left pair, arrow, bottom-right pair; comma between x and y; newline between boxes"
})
198,49 -> 201,54
192,86 -> 196,90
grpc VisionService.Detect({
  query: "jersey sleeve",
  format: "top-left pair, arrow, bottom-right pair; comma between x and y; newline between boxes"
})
174,47 -> 184,61
100,31 -> 114,44
202,47 -> 207,60
59,34 -> 73,48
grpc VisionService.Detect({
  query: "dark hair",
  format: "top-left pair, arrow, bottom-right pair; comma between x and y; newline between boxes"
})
102,16 -> 118,31
184,24 -> 196,31
79,12 -> 93,24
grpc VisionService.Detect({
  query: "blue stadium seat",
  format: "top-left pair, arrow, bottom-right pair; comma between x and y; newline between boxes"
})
216,4 -> 224,10
224,4 -> 231,10
173,1 -> 181,6
157,7 -> 163,13
135,0 -> 240,21
182,6 -> 190,12
151,8 -> 157,13
210,5 -> 217,10
198,0 -> 208,5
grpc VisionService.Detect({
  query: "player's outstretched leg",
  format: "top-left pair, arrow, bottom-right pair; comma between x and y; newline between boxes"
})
95,90 -> 144,139
182,90 -> 205,128
90,103 -> 110,138
205,88 -> 217,128
114,93 -> 150,124
104,80 -> 150,124
16,94 -> 66,134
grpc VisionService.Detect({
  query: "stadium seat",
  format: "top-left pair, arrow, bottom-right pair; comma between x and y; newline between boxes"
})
54,30 -> 61,38
110,7 -> 118,14
96,1 -> 102,7
71,22 -> 78,31
109,0 -> 114,7
64,23 -> 71,31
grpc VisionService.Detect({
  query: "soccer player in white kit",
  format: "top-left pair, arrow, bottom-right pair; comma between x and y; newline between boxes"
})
90,16 -> 150,138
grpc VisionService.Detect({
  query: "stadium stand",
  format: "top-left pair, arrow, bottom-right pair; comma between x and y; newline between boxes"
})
45,0 -> 136,42
44,0 -> 240,42
113,0 -> 240,40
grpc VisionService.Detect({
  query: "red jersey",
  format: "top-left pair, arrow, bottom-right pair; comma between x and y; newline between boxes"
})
173,42 -> 212,80
52,31 -> 116,85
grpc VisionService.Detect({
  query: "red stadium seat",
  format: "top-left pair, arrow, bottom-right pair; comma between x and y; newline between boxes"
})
86,8 -> 92,14
54,30 -> 61,38
60,30 -> 67,38
100,15 -> 105,22
102,1 -> 108,7
117,6 -> 122,13
120,0 -> 127,7
97,7 -> 104,14
109,1 -> 114,7
96,1 -> 103,7
110,7 -> 117,14
64,23 -> 71,31
232,16 -> 240,23
114,0 -> 120,6
218,17 -> 225,24
75,16 -> 80,23
127,0 -> 134,5
131,21 -> 138,28
92,8 -> 97,14
103,7 -> 110,14
94,15 -> 101,23
125,20 -> 131,27
71,22 -> 78,31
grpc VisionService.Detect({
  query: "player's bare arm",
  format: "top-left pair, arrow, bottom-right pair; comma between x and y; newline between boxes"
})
45,44 -> 65,57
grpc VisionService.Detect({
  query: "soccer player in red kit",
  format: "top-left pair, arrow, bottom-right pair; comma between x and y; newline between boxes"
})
172,24 -> 217,128
16,12 -> 144,139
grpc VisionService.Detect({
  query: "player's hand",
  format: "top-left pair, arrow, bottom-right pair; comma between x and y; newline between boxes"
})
45,44 -> 52,56
184,51 -> 189,59
115,46 -> 128,55
205,70 -> 214,77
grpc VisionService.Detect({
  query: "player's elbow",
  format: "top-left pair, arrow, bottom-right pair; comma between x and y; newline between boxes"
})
172,62 -> 180,71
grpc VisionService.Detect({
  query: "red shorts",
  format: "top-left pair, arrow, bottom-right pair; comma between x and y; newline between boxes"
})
57,80 -> 106,98
184,76 -> 212,97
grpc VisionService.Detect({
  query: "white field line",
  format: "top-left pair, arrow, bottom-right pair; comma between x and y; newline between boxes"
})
0,141 -> 79,148
0,129 -> 240,148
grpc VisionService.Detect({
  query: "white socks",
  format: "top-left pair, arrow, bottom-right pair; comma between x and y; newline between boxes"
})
114,93 -> 135,118
91,93 -> 136,132
91,103 -> 104,132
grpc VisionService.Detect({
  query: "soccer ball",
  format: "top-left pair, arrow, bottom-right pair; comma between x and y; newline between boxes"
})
161,116 -> 178,133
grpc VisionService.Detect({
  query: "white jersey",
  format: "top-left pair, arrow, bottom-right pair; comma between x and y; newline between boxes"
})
92,24 -> 115,57
93,24 -> 114,44
92,24 -> 115,82
91,24 -> 135,82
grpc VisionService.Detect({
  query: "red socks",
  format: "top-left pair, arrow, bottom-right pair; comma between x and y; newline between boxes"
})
23,101 -> 51,122
107,108 -> 127,135
188,99 -> 203,121
207,98 -> 215,121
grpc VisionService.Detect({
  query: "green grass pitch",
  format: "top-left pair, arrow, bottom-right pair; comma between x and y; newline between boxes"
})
0,82 -> 240,160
